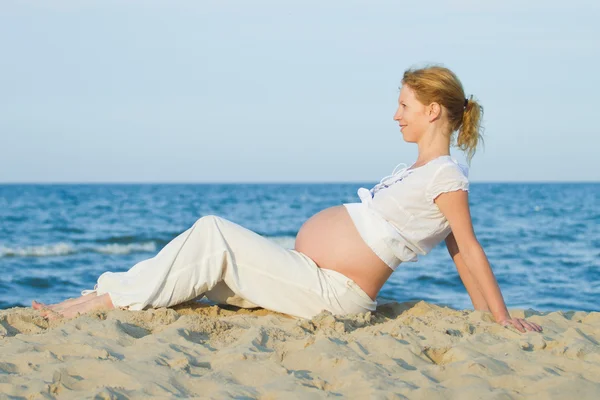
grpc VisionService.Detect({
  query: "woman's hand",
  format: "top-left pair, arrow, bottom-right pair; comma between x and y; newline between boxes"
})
497,317 -> 543,333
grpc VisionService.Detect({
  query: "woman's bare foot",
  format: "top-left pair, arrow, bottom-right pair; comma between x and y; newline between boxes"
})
49,293 -> 115,320
32,292 -> 98,312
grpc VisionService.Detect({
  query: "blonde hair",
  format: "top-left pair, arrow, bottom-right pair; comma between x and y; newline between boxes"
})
401,65 -> 484,164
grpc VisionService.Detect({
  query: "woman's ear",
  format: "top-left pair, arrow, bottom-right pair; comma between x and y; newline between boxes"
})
428,102 -> 442,122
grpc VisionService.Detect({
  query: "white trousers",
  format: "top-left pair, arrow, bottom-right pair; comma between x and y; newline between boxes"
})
82,215 -> 377,319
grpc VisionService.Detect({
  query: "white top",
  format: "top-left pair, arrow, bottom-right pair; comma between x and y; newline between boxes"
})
347,155 -> 470,270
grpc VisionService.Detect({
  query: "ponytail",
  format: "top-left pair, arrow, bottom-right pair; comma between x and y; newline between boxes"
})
457,95 -> 484,164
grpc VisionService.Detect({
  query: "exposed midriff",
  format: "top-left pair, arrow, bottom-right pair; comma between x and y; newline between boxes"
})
294,205 -> 393,300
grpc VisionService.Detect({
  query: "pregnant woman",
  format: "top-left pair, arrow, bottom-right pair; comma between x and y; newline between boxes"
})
33,65 -> 542,333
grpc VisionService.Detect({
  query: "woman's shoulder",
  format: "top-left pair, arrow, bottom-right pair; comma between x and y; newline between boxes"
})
422,158 -> 470,203
420,156 -> 469,180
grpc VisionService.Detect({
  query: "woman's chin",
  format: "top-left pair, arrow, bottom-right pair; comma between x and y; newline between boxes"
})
401,134 -> 416,143
400,130 -> 412,142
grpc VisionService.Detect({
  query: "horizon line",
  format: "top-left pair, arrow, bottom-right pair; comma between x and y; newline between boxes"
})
0,180 -> 598,185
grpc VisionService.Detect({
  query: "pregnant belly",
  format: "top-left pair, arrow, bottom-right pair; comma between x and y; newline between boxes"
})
294,205 -> 393,300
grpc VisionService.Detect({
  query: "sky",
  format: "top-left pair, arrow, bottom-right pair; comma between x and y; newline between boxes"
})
1,0 -> 599,183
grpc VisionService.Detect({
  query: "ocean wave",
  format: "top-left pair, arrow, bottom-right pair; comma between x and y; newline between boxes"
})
0,243 -> 76,258
0,241 -> 158,258
93,242 -> 157,255
0,236 -> 296,258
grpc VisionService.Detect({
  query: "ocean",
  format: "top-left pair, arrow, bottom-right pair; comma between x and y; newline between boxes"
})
1,183 -> 598,313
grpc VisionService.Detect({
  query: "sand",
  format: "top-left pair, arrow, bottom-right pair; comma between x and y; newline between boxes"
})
1,300 -> 599,399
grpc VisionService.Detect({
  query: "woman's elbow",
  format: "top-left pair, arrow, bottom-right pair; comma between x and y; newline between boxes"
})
459,240 -> 484,262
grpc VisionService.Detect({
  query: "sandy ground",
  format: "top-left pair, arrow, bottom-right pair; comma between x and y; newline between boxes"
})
0,299 -> 599,399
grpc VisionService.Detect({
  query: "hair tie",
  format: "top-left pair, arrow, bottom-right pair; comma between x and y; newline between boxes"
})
464,98 -> 469,108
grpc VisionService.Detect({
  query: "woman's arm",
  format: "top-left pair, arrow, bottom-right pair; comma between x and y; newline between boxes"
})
435,190 -> 542,333
445,232 -> 490,312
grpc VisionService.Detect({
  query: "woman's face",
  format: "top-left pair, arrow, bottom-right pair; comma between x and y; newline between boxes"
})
393,85 -> 429,143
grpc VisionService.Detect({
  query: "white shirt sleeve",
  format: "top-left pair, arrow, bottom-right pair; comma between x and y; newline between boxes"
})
425,165 -> 470,204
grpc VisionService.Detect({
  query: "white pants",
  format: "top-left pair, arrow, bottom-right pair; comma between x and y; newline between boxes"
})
82,215 -> 377,319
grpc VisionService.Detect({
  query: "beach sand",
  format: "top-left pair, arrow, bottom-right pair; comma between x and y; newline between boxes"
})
1,300 -> 599,399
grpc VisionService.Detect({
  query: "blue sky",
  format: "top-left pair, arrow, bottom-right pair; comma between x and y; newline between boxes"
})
1,0 -> 598,183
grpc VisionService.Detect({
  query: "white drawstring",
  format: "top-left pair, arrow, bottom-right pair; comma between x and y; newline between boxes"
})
368,162 -> 412,197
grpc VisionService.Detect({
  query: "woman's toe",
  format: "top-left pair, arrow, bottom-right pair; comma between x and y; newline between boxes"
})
32,300 -> 47,310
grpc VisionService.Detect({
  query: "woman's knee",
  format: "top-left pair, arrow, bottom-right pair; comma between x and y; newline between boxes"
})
194,214 -> 221,227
